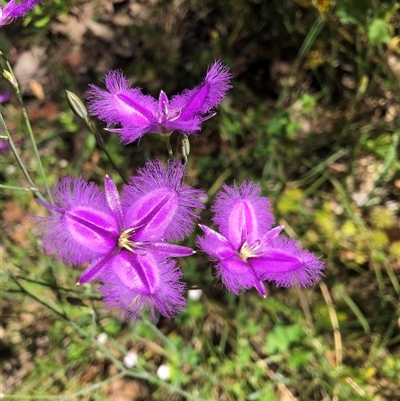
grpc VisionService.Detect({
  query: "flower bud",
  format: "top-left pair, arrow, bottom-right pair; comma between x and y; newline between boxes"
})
3,70 -> 18,88
65,90 -> 88,119
176,133 -> 190,164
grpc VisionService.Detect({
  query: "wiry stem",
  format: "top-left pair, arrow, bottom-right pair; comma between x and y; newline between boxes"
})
0,113 -> 47,203
2,55 -> 54,203
89,119 -> 129,184
163,134 -> 174,158
9,274 -> 208,401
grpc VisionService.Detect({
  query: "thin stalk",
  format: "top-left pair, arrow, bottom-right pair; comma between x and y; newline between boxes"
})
187,277 -> 221,291
91,124 -> 129,184
102,142 -> 129,184
0,183 -> 40,192
163,134 -> 174,158
10,275 -> 207,401
142,319 -> 178,352
3,57 -> 54,203
59,372 -> 126,401
335,285 -> 370,333
15,275 -> 102,298
296,17 -> 325,62
319,282 -> 343,367
65,91 -> 129,184
0,114 -> 47,203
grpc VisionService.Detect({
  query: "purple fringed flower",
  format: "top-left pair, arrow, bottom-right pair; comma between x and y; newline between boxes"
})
0,0 -> 41,26
36,160 -> 205,319
197,181 -> 325,297
88,61 -> 232,144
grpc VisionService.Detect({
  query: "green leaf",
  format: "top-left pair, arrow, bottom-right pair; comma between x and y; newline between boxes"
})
336,0 -> 369,24
266,324 -> 305,354
268,115 -> 288,136
368,19 -> 391,45
287,350 -> 313,369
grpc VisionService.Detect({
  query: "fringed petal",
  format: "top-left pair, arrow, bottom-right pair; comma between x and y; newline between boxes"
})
100,253 -> 185,321
197,225 -> 237,260
148,242 -> 195,257
0,0 -> 41,25
34,176 -> 118,265
213,181 -> 274,249
122,160 -> 204,241
250,236 -> 325,287
170,61 -> 232,121
88,70 -> 157,144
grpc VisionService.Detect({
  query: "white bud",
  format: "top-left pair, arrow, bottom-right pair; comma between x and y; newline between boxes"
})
123,352 -> 138,368
59,159 -> 68,168
96,332 -> 108,345
157,364 -> 171,380
188,289 -> 203,301
6,165 -> 16,175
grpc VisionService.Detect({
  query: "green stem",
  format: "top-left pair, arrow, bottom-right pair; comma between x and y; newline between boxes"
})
142,319 -> 178,352
89,121 -> 129,184
0,183 -> 40,192
102,141 -> 129,184
10,275 -> 207,401
3,57 -> 54,203
187,277 -> 221,291
14,275 -> 102,298
60,372 -> 126,401
0,114 -> 47,203
163,134 -> 174,158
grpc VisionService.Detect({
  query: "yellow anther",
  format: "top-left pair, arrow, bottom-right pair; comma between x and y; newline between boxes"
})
239,240 -> 260,262
118,228 -> 136,253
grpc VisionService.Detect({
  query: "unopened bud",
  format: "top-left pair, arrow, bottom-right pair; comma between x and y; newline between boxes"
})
176,133 -> 190,164
3,70 -> 18,88
65,90 -> 88,119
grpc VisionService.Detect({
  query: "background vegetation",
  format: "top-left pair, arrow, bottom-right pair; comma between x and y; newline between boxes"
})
1,0 -> 399,400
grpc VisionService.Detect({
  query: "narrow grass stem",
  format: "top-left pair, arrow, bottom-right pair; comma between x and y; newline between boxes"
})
3,58 -> 54,203
0,114 -> 47,203
335,285 -> 370,333
0,183 -> 40,192
68,320 -> 207,401
15,275 -> 102,298
142,319 -> 178,352
10,274 -> 207,401
295,286 -> 315,333
319,282 -> 343,367
58,372 -> 126,401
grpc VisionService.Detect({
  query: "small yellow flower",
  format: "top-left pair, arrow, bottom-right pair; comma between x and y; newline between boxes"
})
312,0 -> 332,13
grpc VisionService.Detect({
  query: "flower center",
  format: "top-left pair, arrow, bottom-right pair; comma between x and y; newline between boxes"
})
239,240 -> 261,262
118,228 -> 137,252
